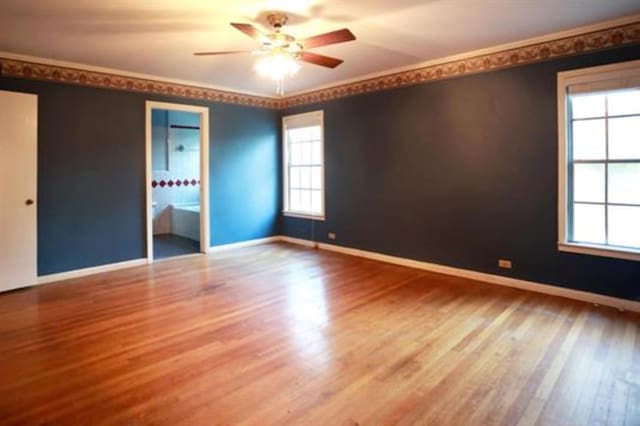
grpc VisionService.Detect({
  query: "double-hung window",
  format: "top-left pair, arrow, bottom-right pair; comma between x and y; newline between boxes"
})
282,111 -> 325,219
558,60 -> 640,261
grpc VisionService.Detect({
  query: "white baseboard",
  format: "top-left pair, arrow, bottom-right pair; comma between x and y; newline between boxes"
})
280,237 -> 640,313
278,236 -> 319,248
37,258 -> 147,285
209,236 -> 281,253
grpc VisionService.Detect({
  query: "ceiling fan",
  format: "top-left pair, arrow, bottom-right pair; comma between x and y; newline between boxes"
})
194,13 -> 356,95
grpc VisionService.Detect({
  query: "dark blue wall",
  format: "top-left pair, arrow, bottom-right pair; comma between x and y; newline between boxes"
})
281,45 -> 640,301
0,76 -> 280,275
210,104 -> 281,245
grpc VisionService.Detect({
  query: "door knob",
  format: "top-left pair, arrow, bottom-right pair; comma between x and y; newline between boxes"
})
25,199 -> 34,206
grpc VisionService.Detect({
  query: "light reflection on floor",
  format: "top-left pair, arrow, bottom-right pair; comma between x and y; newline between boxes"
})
285,276 -> 332,369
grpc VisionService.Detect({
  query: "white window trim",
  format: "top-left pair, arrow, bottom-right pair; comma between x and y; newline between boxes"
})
282,110 -> 326,220
557,59 -> 640,262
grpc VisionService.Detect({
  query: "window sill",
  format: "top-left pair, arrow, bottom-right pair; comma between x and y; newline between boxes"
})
283,211 -> 325,221
558,242 -> 640,262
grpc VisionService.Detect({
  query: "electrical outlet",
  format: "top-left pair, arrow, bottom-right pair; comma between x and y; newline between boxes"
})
328,232 -> 336,240
498,259 -> 512,269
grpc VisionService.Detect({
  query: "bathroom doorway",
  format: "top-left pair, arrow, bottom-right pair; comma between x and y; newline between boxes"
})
145,101 -> 209,261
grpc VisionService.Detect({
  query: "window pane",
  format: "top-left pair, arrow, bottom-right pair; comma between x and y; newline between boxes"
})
608,206 -> 640,248
295,126 -> 314,142
302,126 -> 314,142
311,141 -> 322,164
608,116 -> 640,160
573,164 -> 605,203
572,203 -> 606,244
289,127 -> 309,143
571,93 -> 606,119
288,128 -> 301,143
572,119 -> 606,160
290,167 -> 300,188
311,125 -> 322,141
311,190 -> 322,215
301,142 -> 312,165
607,89 -> 640,116
290,189 -> 301,211
608,163 -> 640,205
299,190 -> 311,213
290,143 -> 302,165
311,166 -> 322,190
299,167 -> 311,188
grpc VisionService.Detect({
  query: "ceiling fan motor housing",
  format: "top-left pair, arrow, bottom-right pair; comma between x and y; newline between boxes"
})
267,13 -> 288,30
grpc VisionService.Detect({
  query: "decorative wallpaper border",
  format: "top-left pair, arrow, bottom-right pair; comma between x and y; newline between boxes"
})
284,21 -> 640,107
0,59 -> 281,109
1,20 -> 638,109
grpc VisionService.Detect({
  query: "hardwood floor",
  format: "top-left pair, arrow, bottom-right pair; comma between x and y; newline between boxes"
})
0,242 -> 638,425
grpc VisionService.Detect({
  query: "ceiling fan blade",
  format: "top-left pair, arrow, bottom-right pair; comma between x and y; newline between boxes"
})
299,29 -> 356,49
193,50 -> 251,56
299,52 -> 344,69
230,23 -> 267,42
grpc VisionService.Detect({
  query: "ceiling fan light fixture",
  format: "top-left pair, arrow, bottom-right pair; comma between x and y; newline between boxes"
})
254,51 -> 301,81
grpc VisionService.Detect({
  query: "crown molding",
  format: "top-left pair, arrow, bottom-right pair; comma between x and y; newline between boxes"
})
0,51 -> 274,98
1,15 -> 639,110
0,53 -> 283,109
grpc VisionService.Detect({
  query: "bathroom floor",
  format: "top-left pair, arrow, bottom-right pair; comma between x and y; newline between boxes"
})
153,234 -> 200,259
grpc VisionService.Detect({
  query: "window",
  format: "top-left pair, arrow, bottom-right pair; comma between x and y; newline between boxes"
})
283,111 -> 325,219
558,60 -> 640,261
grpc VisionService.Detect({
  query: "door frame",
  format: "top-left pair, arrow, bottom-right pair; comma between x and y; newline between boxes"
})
145,101 -> 210,262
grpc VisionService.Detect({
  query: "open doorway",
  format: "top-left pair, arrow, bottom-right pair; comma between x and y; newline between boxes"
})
145,101 -> 209,262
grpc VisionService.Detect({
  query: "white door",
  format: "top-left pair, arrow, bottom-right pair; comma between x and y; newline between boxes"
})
0,90 -> 38,292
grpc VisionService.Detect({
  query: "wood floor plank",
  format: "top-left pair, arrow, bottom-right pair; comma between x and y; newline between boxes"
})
625,327 -> 640,426
539,310 -> 607,425
0,242 -> 638,425
451,302 -> 579,426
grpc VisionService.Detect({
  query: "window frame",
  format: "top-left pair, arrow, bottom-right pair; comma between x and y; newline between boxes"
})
282,110 -> 326,220
557,59 -> 640,262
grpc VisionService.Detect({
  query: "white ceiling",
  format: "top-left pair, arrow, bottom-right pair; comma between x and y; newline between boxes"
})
1,0 -> 639,97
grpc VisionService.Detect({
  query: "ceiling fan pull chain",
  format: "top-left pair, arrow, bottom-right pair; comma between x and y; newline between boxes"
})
277,77 -> 284,97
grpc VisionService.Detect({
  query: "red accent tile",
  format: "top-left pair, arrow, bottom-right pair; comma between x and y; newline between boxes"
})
153,178 -> 200,188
